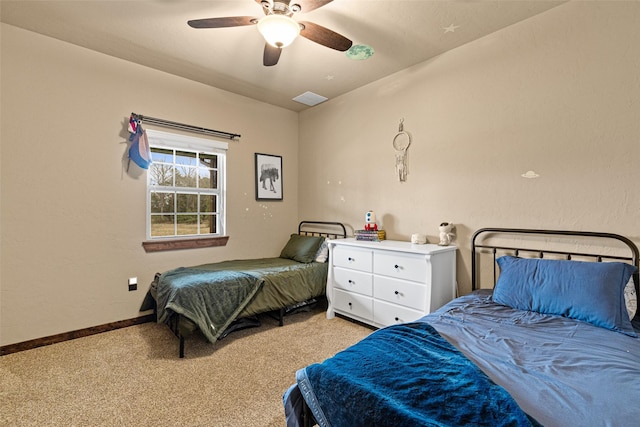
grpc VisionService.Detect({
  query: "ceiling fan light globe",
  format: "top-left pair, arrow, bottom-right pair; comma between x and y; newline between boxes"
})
257,14 -> 300,48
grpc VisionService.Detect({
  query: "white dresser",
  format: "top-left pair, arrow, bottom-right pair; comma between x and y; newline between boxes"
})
326,238 -> 457,328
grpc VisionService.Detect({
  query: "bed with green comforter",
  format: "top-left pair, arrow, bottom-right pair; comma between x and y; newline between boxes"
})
148,222 -> 345,357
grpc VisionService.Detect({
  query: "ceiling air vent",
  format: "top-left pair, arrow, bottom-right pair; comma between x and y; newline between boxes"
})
292,91 -> 328,106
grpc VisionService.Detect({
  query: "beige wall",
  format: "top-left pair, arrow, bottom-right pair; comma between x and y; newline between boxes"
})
0,25 -> 299,345
2,1 -> 639,346
298,1 -> 640,294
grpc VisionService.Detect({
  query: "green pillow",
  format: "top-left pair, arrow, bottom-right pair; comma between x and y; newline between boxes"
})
280,234 -> 324,263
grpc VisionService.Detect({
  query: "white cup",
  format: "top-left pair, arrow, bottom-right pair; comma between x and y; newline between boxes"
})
411,234 -> 427,244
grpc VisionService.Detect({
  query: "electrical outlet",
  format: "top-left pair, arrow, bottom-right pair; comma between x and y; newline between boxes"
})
128,277 -> 137,292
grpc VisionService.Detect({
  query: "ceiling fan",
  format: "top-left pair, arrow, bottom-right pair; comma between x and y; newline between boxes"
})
188,0 -> 353,66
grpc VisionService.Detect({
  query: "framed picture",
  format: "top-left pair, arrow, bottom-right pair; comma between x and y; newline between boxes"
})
255,153 -> 283,201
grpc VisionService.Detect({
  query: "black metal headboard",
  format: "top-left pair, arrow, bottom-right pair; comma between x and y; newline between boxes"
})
471,228 -> 640,304
298,221 -> 347,239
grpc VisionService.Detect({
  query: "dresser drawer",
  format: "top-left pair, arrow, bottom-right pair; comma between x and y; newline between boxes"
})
327,238 -> 456,329
373,276 -> 428,311
334,289 -> 373,321
333,246 -> 372,272
333,267 -> 373,296
373,251 -> 427,283
373,299 -> 423,326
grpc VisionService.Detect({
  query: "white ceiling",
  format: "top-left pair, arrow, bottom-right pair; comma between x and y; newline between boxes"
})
0,0 -> 566,112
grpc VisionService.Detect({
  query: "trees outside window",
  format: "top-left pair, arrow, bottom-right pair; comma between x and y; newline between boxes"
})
146,130 -> 226,239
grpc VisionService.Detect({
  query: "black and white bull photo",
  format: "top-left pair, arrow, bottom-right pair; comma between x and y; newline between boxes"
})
260,164 -> 279,193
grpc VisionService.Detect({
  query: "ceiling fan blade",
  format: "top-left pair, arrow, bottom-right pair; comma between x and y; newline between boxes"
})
299,21 -> 352,51
263,43 -> 282,66
187,16 -> 257,29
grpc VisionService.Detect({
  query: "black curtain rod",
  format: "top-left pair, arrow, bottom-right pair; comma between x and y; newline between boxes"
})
131,113 -> 240,140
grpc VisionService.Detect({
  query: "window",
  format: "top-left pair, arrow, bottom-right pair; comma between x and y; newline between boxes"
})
146,129 -> 227,240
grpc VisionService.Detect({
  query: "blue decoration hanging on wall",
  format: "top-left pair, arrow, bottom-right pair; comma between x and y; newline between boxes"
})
128,115 -> 152,170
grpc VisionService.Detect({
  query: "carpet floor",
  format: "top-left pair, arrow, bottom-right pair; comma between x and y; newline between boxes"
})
1,303 -> 373,426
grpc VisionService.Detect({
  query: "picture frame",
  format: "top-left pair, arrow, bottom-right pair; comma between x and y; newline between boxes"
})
255,153 -> 283,201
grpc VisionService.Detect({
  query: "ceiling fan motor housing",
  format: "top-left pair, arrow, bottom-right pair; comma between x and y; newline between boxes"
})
261,1 -> 302,16
188,0 -> 351,66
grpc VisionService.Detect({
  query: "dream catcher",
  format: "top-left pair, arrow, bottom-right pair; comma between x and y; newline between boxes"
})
393,118 -> 411,182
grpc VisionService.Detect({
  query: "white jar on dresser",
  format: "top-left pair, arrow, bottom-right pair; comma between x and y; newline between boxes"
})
326,238 -> 457,328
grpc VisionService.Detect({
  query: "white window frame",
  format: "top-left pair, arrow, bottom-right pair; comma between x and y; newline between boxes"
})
145,129 -> 227,240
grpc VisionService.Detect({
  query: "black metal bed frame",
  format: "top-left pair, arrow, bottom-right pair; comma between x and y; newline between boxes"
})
167,221 -> 347,358
298,227 -> 640,426
297,220 -> 347,239
471,228 -> 640,321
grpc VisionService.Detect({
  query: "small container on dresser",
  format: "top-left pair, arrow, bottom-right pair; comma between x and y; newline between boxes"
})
326,238 -> 457,328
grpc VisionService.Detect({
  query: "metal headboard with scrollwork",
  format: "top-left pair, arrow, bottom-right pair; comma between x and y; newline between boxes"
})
471,228 -> 639,321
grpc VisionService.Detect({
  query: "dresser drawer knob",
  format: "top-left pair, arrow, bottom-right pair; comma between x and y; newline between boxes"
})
394,290 -> 399,295
348,257 -> 354,262
394,264 -> 399,269
348,279 -> 354,284
395,317 -> 400,321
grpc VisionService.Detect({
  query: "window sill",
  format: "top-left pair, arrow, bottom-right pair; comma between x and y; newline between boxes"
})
143,236 -> 229,253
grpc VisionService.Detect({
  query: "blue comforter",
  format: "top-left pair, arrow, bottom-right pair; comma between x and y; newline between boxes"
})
285,291 -> 640,427
290,321 -> 540,427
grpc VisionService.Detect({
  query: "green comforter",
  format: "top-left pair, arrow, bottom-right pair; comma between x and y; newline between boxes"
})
156,268 -> 262,343
155,258 -> 328,342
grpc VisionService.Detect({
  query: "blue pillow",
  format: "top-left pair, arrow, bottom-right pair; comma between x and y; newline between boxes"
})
494,256 -> 638,337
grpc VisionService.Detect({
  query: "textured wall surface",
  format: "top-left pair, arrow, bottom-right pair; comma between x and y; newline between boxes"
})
298,1 -> 640,293
0,25 -> 299,345
2,1 -> 639,345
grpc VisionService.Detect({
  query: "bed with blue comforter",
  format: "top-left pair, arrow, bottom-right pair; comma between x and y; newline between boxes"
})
284,228 -> 640,427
